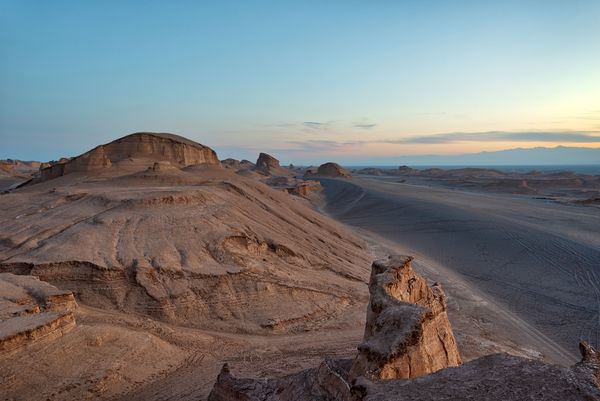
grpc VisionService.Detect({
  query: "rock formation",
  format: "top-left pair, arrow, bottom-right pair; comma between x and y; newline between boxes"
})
0,159 -> 41,190
291,180 -> 322,197
207,255 -> 600,401
38,132 -> 220,181
221,158 -> 255,170
255,152 -> 280,174
0,135 -> 371,335
0,273 -> 77,352
349,255 -> 461,380
307,162 -> 352,178
209,359 -> 354,401
352,345 -> 600,400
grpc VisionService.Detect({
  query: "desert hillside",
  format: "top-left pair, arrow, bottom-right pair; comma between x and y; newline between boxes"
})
0,133 -> 372,400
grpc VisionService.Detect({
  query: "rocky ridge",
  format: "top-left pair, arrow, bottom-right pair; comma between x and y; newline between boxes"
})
208,255 -> 600,401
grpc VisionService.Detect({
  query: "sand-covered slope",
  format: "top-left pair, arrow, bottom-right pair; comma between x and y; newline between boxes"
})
0,133 -> 372,400
1,134 -> 371,334
208,256 -> 600,401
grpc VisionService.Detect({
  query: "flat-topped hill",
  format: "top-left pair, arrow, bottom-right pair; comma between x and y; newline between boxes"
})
39,132 -> 220,181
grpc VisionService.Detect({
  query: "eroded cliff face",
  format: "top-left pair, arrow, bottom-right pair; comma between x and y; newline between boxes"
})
349,255 -> 462,380
0,163 -> 371,334
39,132 -> 219,181
0,273 -> 77,352
208,254 -> 462,400
207,255 -> 600,401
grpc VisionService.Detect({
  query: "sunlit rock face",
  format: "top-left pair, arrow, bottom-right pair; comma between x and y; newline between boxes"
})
349,255 -> 462,381
39,132 -> 220,181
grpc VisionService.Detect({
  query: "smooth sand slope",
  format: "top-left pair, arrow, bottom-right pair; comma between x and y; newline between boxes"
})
320,177 -> 600,364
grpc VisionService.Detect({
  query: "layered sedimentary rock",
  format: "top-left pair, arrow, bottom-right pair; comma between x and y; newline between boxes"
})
39,132 -> 220,181
0,273 -> 77,352
349,255 -> 461,380
291,180 -> 322,197
262,176 -> 322,198
0,139 -> 371,334
207,255 -> 600,401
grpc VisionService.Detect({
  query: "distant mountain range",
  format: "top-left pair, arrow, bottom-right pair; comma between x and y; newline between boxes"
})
356,146 -> 600,167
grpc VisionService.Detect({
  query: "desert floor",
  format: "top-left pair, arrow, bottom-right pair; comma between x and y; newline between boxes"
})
319,176 -> 600,365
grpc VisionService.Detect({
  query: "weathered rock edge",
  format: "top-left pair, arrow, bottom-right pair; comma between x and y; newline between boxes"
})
207,255 -> 600,401
349,255 -> 462,380
38,132 -> 220,182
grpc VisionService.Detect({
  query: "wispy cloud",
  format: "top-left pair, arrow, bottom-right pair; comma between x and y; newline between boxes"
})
303,121 -> 332,130
387,130 -> 600,144
278,130 -> 600,153
353,122 -> 377,130
286,139 -> 349,152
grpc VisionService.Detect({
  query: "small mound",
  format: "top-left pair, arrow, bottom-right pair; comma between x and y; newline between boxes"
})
307,162 -> 352,178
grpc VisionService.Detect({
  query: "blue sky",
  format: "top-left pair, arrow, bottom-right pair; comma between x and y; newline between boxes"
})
1,0 -> 599,164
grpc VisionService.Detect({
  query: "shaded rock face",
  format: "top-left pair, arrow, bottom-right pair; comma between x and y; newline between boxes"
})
315,162 -> 352,178
208,359 -> 353,401
207,254 -> 600,400
39,132 -> 219,181
353,346 -> 600,401
255,152 -> 280,174
206,254 -> 461,400
0,273 -> 77,352
349,255 -> 461,380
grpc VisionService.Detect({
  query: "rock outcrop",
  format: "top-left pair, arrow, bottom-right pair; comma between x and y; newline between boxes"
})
0,273 -> 77,352
255,152 -> 280,174
221,158 -> 255,171
39,132 -> 220,181
208,359 -> 353,401
207,255 -> 600,401
349,255 -> 461,380
308,162 -> 352,178
291,180 -> 322,198
1,141 -> 370,334
353,345 -> 600,400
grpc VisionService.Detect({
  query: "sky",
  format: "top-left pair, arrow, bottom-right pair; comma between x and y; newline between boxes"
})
1,0 -> 600,164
